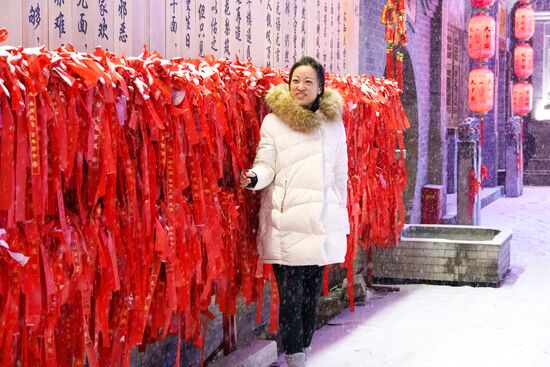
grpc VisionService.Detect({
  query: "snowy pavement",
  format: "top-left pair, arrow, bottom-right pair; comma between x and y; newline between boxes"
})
300,187 -> 550,367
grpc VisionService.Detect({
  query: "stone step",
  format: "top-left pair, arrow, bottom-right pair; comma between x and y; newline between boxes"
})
526,158 -> 550,172
209,340 -> 277,367
523,170 -> 550,186
480,186 -> 503,208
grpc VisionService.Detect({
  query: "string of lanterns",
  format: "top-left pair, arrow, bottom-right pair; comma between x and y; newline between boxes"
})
467,0 -> 496,141
513,1 -> 535,116
466,0 -> 497,214
466,0 -> 534,208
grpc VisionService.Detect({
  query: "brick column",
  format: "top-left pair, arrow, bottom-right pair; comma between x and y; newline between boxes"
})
447,127 -> 458,194
427,0 -> 449,215
457,118 -> 481,226
480,1 -> 502,187
504,116 -> 524,197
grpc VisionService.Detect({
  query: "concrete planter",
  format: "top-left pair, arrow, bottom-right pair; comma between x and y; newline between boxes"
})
373,224 -> 512,287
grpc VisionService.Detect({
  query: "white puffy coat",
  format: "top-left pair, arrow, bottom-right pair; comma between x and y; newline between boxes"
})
249,84 -> 349,266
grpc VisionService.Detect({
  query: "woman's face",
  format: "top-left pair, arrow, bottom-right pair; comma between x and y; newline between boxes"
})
290,65 -> 321,107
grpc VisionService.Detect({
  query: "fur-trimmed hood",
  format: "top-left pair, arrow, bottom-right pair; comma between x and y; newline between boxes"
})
265,84 -> 343,133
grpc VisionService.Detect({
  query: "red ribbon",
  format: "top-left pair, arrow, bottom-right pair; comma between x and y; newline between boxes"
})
0,28 -> 8,43
468,169 -> 482,216
0,48 -> 409,366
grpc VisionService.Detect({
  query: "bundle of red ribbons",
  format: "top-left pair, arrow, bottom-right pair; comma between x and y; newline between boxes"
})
0,45 -> 408,366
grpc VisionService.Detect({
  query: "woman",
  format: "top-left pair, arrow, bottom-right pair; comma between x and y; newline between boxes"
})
240,56 -> 349,367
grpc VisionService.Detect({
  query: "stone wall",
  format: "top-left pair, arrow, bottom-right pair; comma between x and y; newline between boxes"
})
372,226 -> 512,286
130,284 -> 274,366
403,0 -> 440,223
358,0 -> 387,76
358,0 -> 445,223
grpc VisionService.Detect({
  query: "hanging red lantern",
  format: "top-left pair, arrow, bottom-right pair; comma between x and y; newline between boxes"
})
518,0 -> 531,3
468,14 -> 496,61
513,82 -> 533,115
515,6 -> 535,41
468,67 -> 494,114
471,0 -> 495,6
514,44 -> 534,79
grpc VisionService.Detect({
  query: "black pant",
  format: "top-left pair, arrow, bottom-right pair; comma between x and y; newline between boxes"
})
273,264 -> 325,355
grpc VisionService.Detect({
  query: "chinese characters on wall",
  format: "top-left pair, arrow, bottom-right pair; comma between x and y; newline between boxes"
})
4,0 -> 359,74
165,0 -> 184,58
23,0 -> 48,46
205,0 -> 220,56
50,0 -> 70,46
95,0 -> 114,51
72,0 -> 93,52
114,0 -> 132,54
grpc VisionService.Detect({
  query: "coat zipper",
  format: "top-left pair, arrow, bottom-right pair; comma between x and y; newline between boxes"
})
281,180 -> 288,213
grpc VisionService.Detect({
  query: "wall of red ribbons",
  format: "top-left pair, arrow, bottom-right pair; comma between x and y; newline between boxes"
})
0,46 -> 409,366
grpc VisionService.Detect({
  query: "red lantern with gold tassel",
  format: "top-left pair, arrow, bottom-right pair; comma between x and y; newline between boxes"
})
515,6 -> 535,41
468,66 -> 494,146
468,67 -> 494,115
468,67 -> 495,146
513,82 -> 533,115
514,44 -> 534,79
471,0 -> 495,6
468,14 -> 496,61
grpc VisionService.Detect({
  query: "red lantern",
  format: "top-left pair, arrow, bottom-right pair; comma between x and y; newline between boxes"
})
515,6 -> 535,41
468,14 -> 496,61
514,44 -> 534,79
513,82 -> 533,115
518,0 -> 530,3
468,68 -> 494,114
471,0 -> 495,6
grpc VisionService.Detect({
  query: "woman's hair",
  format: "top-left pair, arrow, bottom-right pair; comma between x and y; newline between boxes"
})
289,56 -> 325,112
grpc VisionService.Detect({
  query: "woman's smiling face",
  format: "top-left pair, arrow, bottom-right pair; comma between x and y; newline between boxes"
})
290,65 -> 321,108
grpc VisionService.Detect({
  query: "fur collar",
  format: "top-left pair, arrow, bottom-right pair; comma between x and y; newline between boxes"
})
265,84 -> 343,133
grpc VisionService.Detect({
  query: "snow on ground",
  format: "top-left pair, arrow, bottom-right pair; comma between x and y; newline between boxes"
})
298,187 -> 550,367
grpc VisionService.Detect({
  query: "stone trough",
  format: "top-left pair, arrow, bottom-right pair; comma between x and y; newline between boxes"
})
372,224 -> 512,287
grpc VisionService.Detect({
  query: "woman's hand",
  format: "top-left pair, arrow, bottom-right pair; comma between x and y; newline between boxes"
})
240,170 -> 256,188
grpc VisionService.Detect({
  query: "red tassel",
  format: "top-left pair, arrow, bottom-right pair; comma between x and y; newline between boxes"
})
468,169 -> 481,216
386,46 -> 395,80
347,263 -> 355,312
200,319 -> 208,367
479,116 -> 485,146
481,164 -> 489,183
323,265 -> 330,296
267,265 -> 279,334
173,318 -> 182,367
255,279 -> 264,324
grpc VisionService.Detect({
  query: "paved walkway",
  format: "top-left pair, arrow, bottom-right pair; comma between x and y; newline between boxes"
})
296,187 -> 550,367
